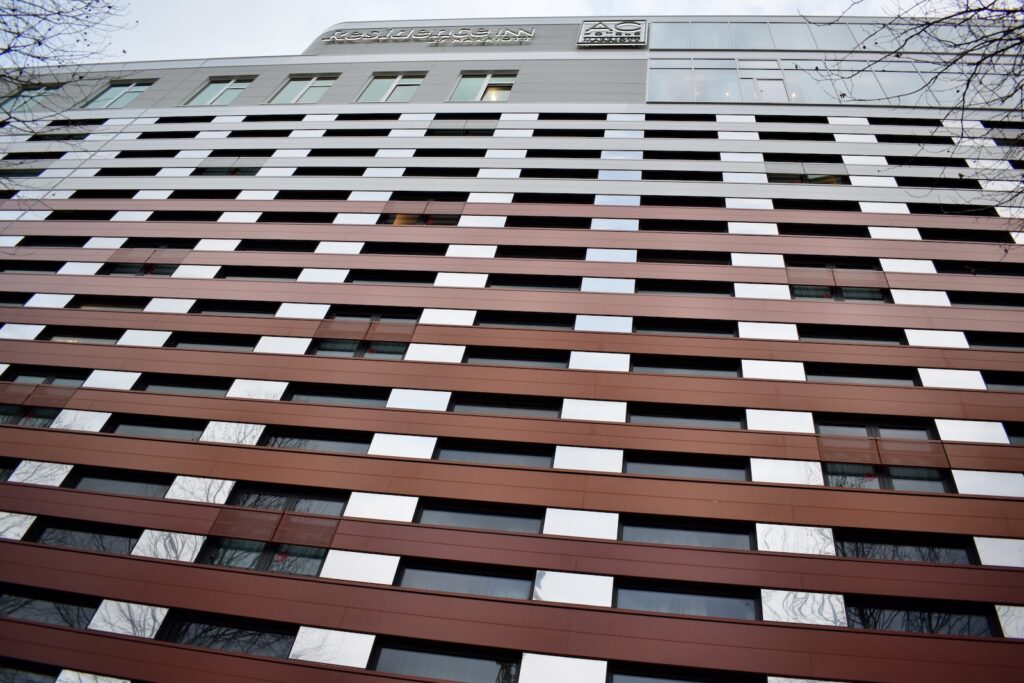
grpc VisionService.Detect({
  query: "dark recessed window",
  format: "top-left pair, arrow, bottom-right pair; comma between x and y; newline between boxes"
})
982,371 -> 1024,392
628,404 -> 745,430
435,438 -> 554,468
620,516 -> 754,551
327,305 -> 421,323
0,585 -> 99,628
25,517 -> 140,555
608,663 -> 767,683
805,363 -> 918,386
123,237 -> 198,249
0,658 -> 61,682
190,300 -> 279,317
634,317 -> 737,337
68,295 -> 149,311
486,274 -> 580,291
834,528 -> 977,565
475,310 -> 574,330
0,260 -> 61,274
463,346 -> 568,369
105,416 -> 205,441
197,537 -> 326,576
449,393 -> 561,418
636,280 -> 733,297
632,355 -> 740,377
98,262 -> 177,277
845,596 -> 999,637
227,482 -> 347,516
377,213 -> 459,226
62,466 -> 173,498
785,255 -> 879,270
370,639 -> 520,683
309,339 -> 407,359
799,324 -> 904,345
133,373 -> 232,397
258,426 -> 370,455
792,285 -> 889,302
823,463 -> 954,493
0,457 -> 19,481
615,580 -> 759,620
417,501 -> 543,534
0,365 -> 88,387
624,452 -> 749,481
346,269 -> 436,286
284,383 -> 389,408
0,405 -> 59,428
216,266 -> 300,281
157,610 -> 297,658
815,416 -> 935,441
166,332 -> 259,352
396,560 -> 534,599
37,326 -> 122,345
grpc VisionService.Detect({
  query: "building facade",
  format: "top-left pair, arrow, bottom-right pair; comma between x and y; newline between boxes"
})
0,14 -> 1022,683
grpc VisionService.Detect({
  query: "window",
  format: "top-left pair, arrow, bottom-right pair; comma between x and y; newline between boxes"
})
834,528 -> 977,565
134,374 -> 232,398
37,326 -> 122,345
25,518 -> 140,555
98,262 -> 177,277
799,324 -> 904,346
396,560 -> 534,599
451,72 -> 516,102
285,383 -> 389,408
197,537 -> 326,576
68,295 -> 149,312
105,416 -> 205,441
845,596 -> 998,637
634,317 -> 737,337
475,310 -> 574,330
463,346 -> 568,369
417,501 -> 544,534
621,516 -> 754,550
632,355 -> 740,377
371,640 -> 520,683
824,463 -> 954,493
228,482 -> 346,516
792,285 -> 889,302
0,585 -> 99,628
327,305 -> 421,324
815,416 -> 936,441
615,580 -> 759,620
0,457 -> 18,481
449,393 -> 561,419
186,78 -> 253,105
358,74 -> 424,103
0,405 -> 59,428
258,426 -> 370,455
0,365 -> 88,388
62,466 -> 173,498
628,404 -> 745,430
157,610 -> 297,657
85,82 -> 151,109
435,438 -> 554,468
1,86 -> 56,113
309,339 -> 407,359
270,75 -> 336,104
609,663 -> 767,683
166,332 -> 259,352
624,453 -> 749,481
0,659 -> 61,682
805,363 -> 917,387
190,300 -> 279,317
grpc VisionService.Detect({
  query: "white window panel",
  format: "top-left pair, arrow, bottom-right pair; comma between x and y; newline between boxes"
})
738,322 -> 798,341
289,627 -> 375,668
828,116 -> 869,125
581,277 -> 635,294
569,351 -> 629,372
70,169 -> 99,177
601,150 -> 643,160
50,410 -> 111,432
734,283 -> 790,300
607,113 -> 644,121
967,158 -> 1011,170
404,343 -> 466,363
376,148 -> 416,157
604,129 -> 642,138
0,235 -> 22,247
717,114 -> 755,123
493,129 -> 533,137
999,206 -> 1024,219
363,167 -> 404,177
729,222 -> 778,235
868,226 -> 921,240
254,336 -> 312,355
156,167 -> 193,176
199,421 -> 265,446
165,476 -> 234,504
586,248 -> 637,263
477,168 -> 520,178
117,330 -> 172,347
347,191 -> 391,201
218,211 -> 261,223
598,169 -> 641,181
88,600 -> 167,638
532,570 -> 614,606
591,218 -> 639,231
746,409 -> 815,434
298,268 -> 349,283
835,133 -> 876,143
519,654 -> 607,683
879,258 -> 936,274
256,167 -> 295,177
134,190 -> 173,199
0,512 -> 36,540
721,152 -> 764,162
111,211 -> 153,222
145,298 -> 195,313
9,461 -> 73,486
731,253 -> 784,268
849,175 -> 897,187
0,324 -> 44,340
500,113 -> 538,121
212,115 -> 244,123
742,360 -> 805,381
276,303 -> 330,319
25,294 -> 73,308
980,179 -> 1018,192
289,129 -> 326,138
420,308 -> 476,326
317,241 -> 364,254
468,192 -> 513,203
552,445 -> 623,473
1013,230 -> 1024,244
761,590 -> 847,626
343,492 -> 418,522
718,131 -> 759,140
445,244 -> 497,258
917,368 -> 985,390
319,550 -> 400,583
756,523 -> 836,555
726,197 -> 773,210
860,202 -> 910,214
386,389 -> 451,411
39,168 -> 71,178
237,190 -> 278,199
176,149 -> 211,158
905,329 -> 968,348
561,398 -> 627,423
171,265 -> 219,279
434,272 -> 487,288
595,194 -> 640,206
131,530 -> 204,562
750,458 -> 823,485
574,315 -> 632,333
936,419 -> 1009,444
951,470 -> 1024,497
996,606 -> 1024,639
891,289 -> 950,307
724,172 -> 769,183
458,215 -> 506,228
485,149 -> 527,158
83,370 -> 141,390
226,379 -> 288,401
195,239 -> 240,251
974,538 -> 1024,567
368,433 -> 437,459
543,508 -> 619,540
388,129 -> 426,137
398,113 -> 434,121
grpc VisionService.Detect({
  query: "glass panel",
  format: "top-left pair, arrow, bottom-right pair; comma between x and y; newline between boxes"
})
481,85 -> 511,102
362,341 -> 407,359
268,544 -> 326,576
111,421 -> 203,441
836,71 -> 886,102
261,431 -> 367,454
693,69 -> 740,102
188,82 -> 225,106
769,22 -> 817,49
19,408 -> 58,428
835,531 -> 973,565
437,444 -> 553,468
358,77 -> 394,102
783,71 -> 842,103
648,70 -> 694,102
617,586 -> 757,619
625,458 -> 747,481
793,285 -> 834,299
34,521 -> 138,554
888,467 -> 951,493
114,84 -> 147,108
817,423 -> 871,437
387,83 -> 418,102
271,78 -> 308,104
840,287 -> 885,301
754,79 -> 788,102
373,645 -> 520,683
159,613 -> 296,657
87,83 -> 131,108
690,23 -> 731,49
292,495 -> 346,516
419,506 -> 542,533
211,82 -> 248,105
808,23 -> 857,49
0,589 -> 97,628
313,339 -> 359,357
846,600 -> 994,636
731,23 -> 774,49
228,486 -> 289,511
877,426 -> 931,441
399,564 -> 533,599
824,463 -> 882,489
0,661 -> 58,683
622,522 -> 752,550
451,75 -> 486,101
200,538 -> 264,570
874,70 -> 928,105
70,469 -> 172,498
297,83 -> 331,104
649,22 -> 690,49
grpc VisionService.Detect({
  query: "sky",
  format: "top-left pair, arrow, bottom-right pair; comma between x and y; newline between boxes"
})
99,0 -> 897,63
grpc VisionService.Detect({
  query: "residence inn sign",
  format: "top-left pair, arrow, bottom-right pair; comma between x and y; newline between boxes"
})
320,26 -> 536,46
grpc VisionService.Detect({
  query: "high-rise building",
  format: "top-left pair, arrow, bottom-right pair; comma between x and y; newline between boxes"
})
0,14 -> 1022,683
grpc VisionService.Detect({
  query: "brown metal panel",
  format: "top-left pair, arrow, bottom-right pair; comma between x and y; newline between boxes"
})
210,507 -> 281,541
271,513 -> 340,547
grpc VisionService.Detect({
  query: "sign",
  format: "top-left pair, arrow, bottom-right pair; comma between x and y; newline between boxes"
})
577,20 -> 647,47
321,27 -> 535,46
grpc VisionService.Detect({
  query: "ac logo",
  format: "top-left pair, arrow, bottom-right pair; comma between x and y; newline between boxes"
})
577,20 -> 647,47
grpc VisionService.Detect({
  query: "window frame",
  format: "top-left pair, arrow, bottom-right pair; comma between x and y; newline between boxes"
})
450,72 -> 517,102
83,81 -> 153,109
357,73 -> 425,103
196,536 -> 327,576
185,77 -> 254,106
1,85 -> 57,114
226,481 -> 349,516
269,75 -> 337,104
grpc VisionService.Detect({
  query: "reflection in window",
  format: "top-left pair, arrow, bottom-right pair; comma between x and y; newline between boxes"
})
358,74 -> 424,103
0,586 -> 99,628
625,453 -> 749,481
834,528 -> 976,565
1,86 -> 57,113
616,581 -> 759,620
845,596 -> 998,636
436,439 -> 554,468
258,426 -> 370,455
824,463 -> 954,493
451,73 -> 516,102
26,518 -> 140,555
417,501 -> 543,534
0,365 -> 88,387
106,416 -> 205,441
0,405 -> 59,428
816,417 -> 935,441
621,516 -> 754,550
270,75 -> 336,104
85,82 -> 151,109
157,610 -> 297,657
397,561 -> 534,599
227,482 -> 347,516
187,78 -> 253,106
63,466 -> 174,498
198,537 -> 327,576
371,640 -> 521,683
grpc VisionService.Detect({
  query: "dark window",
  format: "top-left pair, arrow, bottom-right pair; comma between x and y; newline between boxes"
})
463,346 -> 568,368
285,382 -> 389,408
63,466 -> 173,498
805,363 -> 918,386
620,516 -> 754,550
417,501 -> 543,534
227,482 -> 347,516
157,610 -> 297,657
0,658 -> 61,683
0,585 -> 99,628
17,236 -> 89,248
785,255 -> 880,270
236,239 -> 318,252
486,273 -> 580,291
449,393 -> 561,418
624,453 -> 749,481
816,416 -> 936,441
436,438 -> 554,468
632,355 -> 739,377
190,166 -> 258,175
475,310 -> 574,330
68,295 -> 149,311
634,317 -> 736,337
166,332 -> 259,352
799,324 -> 904,345
197,537 -> 326,576
216,266 -> 300,281
0,365 -> 88,387
609,663 -> 767,683
377,213 -> 459,226
834,528 -> 977,565
346,269 -> 436,286
397,560 -> 534,599
791,285 -> 889,302
0,261 -> 61,274
982,371 -> 1024,392
360,241 -> 448,256
327,305 -> 420,323
615,580 -> 759,620
37,326 -> 122,345
0,457 -> 18,481
258,426 -> 370,455
190,299 -> 279,317
636,280 -> 733,297
122,237 -> 198,249
371,640 -> 520,683
105,415 -> 205,441
98,262 -> 177,277
823,463 -> 954,493
0,405 -> 59,428
134,373 -> 232,397
309,339 -> 407,359
25,518 -> 140,555
845,596 -> 998,637
628,404 -> 745,430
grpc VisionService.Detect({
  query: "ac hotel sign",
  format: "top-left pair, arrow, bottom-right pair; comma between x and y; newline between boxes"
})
321,26 -> 537,46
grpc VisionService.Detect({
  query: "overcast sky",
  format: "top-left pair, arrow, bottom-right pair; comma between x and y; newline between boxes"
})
101,0 -> 896,63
